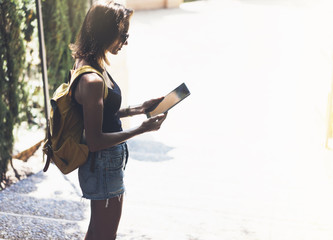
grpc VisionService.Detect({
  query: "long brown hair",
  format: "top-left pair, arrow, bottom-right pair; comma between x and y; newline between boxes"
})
70,1 -> 133,71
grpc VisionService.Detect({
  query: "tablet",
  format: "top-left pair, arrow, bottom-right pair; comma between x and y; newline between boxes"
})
146,83 -> 191,118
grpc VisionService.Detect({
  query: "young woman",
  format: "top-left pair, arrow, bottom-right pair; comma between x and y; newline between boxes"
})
70,1 -> 167,239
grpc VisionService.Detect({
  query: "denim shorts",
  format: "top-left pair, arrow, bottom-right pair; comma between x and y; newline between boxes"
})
78,142 -> 128,200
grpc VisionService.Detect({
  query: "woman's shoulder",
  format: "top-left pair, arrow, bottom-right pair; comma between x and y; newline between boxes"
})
74,62 -> 103,84
79,71 -> 104,85
75,69 -> 105,104
74,60 -> 104,84
78,71 -> 104,98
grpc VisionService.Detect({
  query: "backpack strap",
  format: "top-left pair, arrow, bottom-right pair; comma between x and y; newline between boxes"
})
42,120 -> 53,172
68,65 -> 108,100
68,66 -> 107,173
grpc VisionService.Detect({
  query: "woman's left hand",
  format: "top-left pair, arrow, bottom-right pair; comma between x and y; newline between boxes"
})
140,97 -> 164,114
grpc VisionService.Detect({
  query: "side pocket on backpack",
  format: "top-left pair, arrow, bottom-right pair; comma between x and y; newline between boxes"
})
53,136 -> 89,174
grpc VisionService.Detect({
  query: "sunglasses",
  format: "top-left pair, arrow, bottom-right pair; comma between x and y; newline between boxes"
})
120,33 -> 129,43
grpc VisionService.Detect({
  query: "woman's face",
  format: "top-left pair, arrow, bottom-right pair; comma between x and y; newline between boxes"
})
108,32 -> 129,55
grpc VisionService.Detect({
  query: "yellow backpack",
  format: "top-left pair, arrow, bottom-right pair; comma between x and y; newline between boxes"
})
42,66 -> 108,174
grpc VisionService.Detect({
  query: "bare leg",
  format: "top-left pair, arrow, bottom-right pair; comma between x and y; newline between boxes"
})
84,195 -> 124,240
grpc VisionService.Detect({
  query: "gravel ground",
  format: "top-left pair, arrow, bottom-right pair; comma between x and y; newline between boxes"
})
0,152 -> 88,240
0,214 -> 84,240
0,172 -> 85,221
0,151 -> 157,240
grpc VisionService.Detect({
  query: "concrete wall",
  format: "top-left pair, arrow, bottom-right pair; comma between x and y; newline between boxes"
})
92,0 -> 183,10
125,0 -> 183,10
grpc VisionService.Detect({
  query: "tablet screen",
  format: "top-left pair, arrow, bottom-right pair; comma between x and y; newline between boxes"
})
146,83 -> 190,118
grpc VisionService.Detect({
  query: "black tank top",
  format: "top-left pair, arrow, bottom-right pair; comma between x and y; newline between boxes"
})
102,72 -> 122,133
74,71 -> 123,133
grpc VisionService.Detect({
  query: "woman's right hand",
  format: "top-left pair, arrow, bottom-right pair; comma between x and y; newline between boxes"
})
139,113 -> 167,133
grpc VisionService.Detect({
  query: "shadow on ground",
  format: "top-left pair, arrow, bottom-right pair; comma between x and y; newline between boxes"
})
127,139 -> 174,162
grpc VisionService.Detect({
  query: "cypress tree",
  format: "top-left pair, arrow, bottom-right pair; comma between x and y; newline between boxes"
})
68,0 -> 88,44
42,0 -> 72,91
42,0 -> 88,92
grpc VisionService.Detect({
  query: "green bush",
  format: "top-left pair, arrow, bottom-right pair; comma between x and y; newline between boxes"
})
0,0 -> 32,185
0,0 -> 88,186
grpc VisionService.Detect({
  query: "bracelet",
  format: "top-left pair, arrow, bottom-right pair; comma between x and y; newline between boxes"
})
125,106 -> 131,116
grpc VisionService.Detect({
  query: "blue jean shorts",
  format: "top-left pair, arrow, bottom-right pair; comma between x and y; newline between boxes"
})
78,142 -> 128,200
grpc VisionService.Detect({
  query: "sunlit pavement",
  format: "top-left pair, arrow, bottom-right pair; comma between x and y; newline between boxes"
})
113,0 -> 333,239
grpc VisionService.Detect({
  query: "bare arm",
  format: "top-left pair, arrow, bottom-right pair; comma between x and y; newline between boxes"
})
118,97 -> 164,118
75,73 -> 166,152
117,105 -> 144,118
